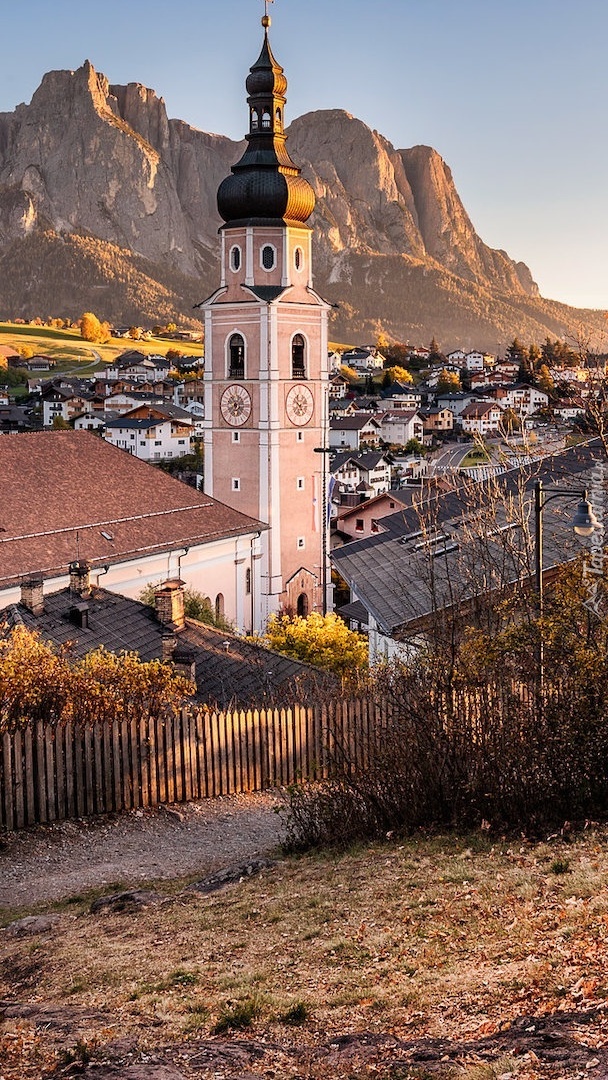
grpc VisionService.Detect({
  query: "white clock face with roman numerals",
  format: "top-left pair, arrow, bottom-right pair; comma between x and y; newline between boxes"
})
285,384 -> 314,426
220,384 -> 252,426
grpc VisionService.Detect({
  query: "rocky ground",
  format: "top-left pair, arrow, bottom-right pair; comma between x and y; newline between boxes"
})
0,793 -> 283,910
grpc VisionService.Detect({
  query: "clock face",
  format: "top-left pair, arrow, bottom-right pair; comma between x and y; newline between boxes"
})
285,384 -> 314,426
220,384 -> 252,426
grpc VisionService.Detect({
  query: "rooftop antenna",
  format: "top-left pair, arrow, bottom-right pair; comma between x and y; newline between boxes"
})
262,0 -> 274,28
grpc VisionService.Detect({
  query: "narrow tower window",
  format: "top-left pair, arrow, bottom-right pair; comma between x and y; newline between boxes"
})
261,245 -> 276,271
229,333 -> 245,379
294,247 -> 303,271
291,334 -> 306,379
230,245 -> 241,272
251,109 -> 259,129
262,110 -> 271,129
275,107 -> 282,131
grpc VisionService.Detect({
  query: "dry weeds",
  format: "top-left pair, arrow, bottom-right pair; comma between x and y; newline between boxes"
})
2,828 -> 608,1077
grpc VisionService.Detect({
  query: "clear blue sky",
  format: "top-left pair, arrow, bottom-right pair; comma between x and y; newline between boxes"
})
1,0 -> 606,311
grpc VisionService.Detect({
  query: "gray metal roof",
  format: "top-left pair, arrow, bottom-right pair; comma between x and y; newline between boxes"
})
331,441 -> 604,637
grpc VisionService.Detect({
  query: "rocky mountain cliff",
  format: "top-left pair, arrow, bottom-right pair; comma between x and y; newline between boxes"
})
0,61 -> 602,350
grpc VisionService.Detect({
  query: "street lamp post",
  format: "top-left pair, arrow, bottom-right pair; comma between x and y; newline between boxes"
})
532,478 -> 598,685
533,479 -> 598,614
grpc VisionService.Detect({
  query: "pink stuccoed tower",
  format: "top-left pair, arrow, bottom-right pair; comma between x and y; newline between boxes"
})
200,9 -> 331,630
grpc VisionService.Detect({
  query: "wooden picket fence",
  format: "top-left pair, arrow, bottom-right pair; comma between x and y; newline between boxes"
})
0,699 -> 382,830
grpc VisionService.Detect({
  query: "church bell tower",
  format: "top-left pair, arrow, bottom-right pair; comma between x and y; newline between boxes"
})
201,9 -> 331,630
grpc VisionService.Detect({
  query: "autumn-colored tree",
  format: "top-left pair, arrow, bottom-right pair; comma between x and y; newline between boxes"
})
128,326 -> 143,340
79,312 -> 111,344
385,365 -> 413,385
259,613 -> 368,684
436,369 -> 461,393
18,345 -> 33,360
536,363 -> 555,396
0,626 -> 194,733
52,415 -> 70,430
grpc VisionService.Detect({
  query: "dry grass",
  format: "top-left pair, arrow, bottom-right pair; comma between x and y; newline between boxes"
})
2,829 -> 608,1077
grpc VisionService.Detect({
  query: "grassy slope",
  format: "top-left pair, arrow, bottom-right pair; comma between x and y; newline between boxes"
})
0,322 -> 203,375
2,828 -> 608,1078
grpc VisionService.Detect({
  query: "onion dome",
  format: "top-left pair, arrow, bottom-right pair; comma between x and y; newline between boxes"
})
217,19 -> 315,229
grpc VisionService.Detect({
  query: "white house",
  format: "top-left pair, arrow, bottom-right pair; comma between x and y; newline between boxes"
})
0,431 -> 266,634
502,385 -> 549,416
329,414 -> 382,450
460,401 -> 502,435
104,352 -> 172,382
379,410 -> 424,446
341,347 -> 386,372
104,404 -> 194,461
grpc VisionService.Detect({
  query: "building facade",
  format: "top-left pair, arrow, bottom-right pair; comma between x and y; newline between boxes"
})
200,15 -> 331,621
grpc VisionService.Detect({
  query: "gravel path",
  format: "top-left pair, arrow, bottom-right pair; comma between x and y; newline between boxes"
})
0,793 -> 284,911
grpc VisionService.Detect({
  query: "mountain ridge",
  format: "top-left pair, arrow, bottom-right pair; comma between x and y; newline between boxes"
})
0,61 -> 603,351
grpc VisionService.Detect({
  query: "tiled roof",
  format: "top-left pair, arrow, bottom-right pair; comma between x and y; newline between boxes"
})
1,586 -> 333,709
0,431 -> 265,588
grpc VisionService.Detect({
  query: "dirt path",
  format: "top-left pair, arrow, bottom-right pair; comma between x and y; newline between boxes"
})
0,793 -> 284,911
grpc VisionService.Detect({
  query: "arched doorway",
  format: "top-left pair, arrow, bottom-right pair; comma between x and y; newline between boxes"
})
297,592 -> 309,617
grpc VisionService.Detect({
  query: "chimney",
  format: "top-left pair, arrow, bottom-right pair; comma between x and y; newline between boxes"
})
154,579 -> 185,631
173,646 -> 196,684
21,576 -> 44,616
161,627 -> 177,662
69,561 -> 91,598
69,602 -> 89,630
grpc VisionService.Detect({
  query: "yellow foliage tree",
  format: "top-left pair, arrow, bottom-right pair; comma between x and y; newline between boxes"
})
0,626 -> 194,732
260,612 -> 368,683
386,365 -> 413,385
79,312 -> 111,344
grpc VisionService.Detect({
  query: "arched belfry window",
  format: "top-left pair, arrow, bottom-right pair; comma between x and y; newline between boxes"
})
229,333 -> 245,379
292,334 -> 306,379
262,110 -> 271,129
251,109 -> 259,130
275,107 -> 282,131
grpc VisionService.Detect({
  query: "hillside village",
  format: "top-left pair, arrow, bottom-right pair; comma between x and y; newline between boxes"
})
0,2 -> 604,816
4,10 -> 608,1080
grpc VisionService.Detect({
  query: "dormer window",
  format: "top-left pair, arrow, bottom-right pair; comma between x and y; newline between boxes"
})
229,333 -> 245,379
292,334 -> 306,379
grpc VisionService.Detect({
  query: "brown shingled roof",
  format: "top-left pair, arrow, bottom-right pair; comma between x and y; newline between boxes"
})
0,431 -> 265,587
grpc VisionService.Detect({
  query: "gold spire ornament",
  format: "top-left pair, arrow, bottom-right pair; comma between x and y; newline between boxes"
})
262,0 -> 274,29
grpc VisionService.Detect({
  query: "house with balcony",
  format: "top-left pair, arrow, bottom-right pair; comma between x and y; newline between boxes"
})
104,403 -> 194,460
419,406 -> 454,434
329,414 -> 382,450
379,410 -> 424,447
460,401 -> 503,435
104,351 -> 172,382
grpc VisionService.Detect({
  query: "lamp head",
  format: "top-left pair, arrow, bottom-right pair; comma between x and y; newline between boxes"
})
572,495 -> 599,538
